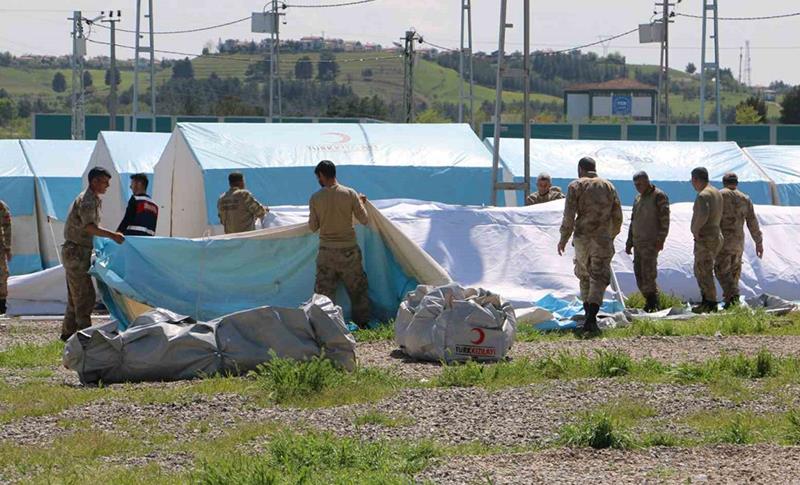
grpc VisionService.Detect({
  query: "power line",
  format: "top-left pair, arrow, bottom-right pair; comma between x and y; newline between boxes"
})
284,0 -> 378,7
676,11 -> 800,21
548,28 -> 639,54
90,16 -> 250,35
418,39 -> 457,52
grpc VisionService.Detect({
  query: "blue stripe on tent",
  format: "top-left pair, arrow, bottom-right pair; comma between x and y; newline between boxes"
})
92,225 -> 417,329
202,166 -> 495,223
0,176 -> 36,216
8,253 -> 43,276
37,177 -> 83,220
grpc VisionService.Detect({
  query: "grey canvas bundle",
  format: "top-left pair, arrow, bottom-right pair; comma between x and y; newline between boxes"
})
63,295 -> 356,384
394,284 -> 516,363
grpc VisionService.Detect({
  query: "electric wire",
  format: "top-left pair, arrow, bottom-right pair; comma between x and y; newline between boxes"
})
89,16 -> 250,35
676,11 -> 800,21
283,0 -> 378,8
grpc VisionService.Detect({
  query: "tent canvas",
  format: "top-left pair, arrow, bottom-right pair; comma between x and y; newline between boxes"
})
91,202 -> 451,328
486,138 -> 777,207
0,140 -> 40,275
153,122 -> 513,237
85,131 -> 171,229
21,140 -> 96,268
745,145 -> 800,206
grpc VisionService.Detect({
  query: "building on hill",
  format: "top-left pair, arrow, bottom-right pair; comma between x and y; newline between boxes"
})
564,78 -> 657,124
299,36 -> 324,51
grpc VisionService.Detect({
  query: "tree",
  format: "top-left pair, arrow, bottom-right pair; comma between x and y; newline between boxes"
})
82,71 -> 93,88
52,72 -> 67,93
16,98 -> 32,118
294,56 -> 313,80
416,107 -> 450,123
0,98 -> 15,126
361,68 -> 373,81
737,96 -> 767,123
685,62 -> 697,74
104,67 -> 121,86
735,105 -> 763,124
780,86 -> 800,124
317,52 -> 339,81
171,57 -> 194,79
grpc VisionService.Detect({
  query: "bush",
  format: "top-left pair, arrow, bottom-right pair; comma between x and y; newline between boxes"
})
595,349 -> 632,377
559,411 -> 634,449
718,415 -> 754,444
786,409 -> 800,445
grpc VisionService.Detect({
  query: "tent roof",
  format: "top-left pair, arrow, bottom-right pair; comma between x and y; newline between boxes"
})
98,132 -> 171,175
0,140 -> 33,178
176,122 -> 494,170
20,140 -> 96,178
746,145 -> 800,183
487,138 -> 766,183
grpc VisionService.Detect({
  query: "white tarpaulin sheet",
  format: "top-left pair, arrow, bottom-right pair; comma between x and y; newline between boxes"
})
745,145 -> 800,206
486,138 -> 777,206
85,131 -> 171,229
153,122 -> 513,237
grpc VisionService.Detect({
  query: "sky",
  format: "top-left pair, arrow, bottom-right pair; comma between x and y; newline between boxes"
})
0,0 -> 798,86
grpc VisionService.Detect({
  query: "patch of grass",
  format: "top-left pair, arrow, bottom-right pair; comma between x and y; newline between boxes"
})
353,410 -> 414,428
0,382 -> 105,424
196,430 -> 439,484
786,409 -> 800,445
251,355 -> 402,407
596,349 -> 633,377
683,410 -> 788,445
719,414 -> 755,444
559,411 -> 634,449
624,292 -> 684,311
0,340 -> 63,368
353,323 -> 394,342
640,432 -> 685,447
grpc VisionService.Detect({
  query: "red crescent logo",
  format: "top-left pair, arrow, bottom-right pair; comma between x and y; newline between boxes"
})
322,132 -> 352,144
470,328 -> 486,345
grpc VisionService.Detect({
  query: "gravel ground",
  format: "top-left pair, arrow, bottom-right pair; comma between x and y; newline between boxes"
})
0,318 -> 62,351
357,335 -> 800,379
418,445 -> 800,484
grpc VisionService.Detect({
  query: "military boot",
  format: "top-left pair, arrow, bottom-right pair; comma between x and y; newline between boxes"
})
643,293 -> 659,313
0,299 -> 5,315
723,296 -> 740,310
583,303 -> 601,334
693,299 -> 718,314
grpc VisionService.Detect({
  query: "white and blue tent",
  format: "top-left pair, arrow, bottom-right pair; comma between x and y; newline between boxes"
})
0,141 -> 41,275
21,140 -> 96,268
153,123 -> 512,237
486,138 -> 778,207
86,132 -> 171,229
744,145 -> 800,206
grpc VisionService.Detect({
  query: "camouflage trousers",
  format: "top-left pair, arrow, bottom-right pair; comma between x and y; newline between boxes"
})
61,243 -> 96,339
315,245 -> 370,326
573,236 -> 614,305
715,247 -> 743,301
694,236 -> 723,302
0,253 -> 7,299
633,244 -> 659,297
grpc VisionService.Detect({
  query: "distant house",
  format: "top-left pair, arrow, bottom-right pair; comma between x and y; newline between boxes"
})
564,78 -> 657,124
300,36 -> 324,51
364,43 -> 382,52
323,38 -> 345,50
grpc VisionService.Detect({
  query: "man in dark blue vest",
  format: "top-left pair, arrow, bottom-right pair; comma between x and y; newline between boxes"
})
117,173 -> 159,237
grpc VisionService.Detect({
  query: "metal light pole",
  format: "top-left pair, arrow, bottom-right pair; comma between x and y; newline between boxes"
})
102,11 -> 122,131
69,11 -> 86,140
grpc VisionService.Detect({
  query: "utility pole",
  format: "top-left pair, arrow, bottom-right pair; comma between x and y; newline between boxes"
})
458,0 -> 474,126
133,0 -> 156,132
269,0 -> 277,120
490,0 -> 513,206
699,0 -> 721,141
745,40 -> 752,88
101,11 -> 122,131
738,46 -> 743,84
402,30 -> 421,123
69,11 -> 86,140
656,1 -> 674,140
522,0 -> 531,202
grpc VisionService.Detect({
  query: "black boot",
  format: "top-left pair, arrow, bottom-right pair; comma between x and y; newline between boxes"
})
584,303 -> 601,334
693,299 -> 718,314
723,296 -> 739,310
0,299 -> 6,315
643,293 -> 659,313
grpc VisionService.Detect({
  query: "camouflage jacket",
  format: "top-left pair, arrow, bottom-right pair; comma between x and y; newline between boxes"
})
691,184 -> 723,241
720,187 -> 762,251
64,189 -> 102,249
0,200 -> 10,251
525,187 -> 565,206
217,188 -> 268,234
626,184 -> 670,248
559,172 -> 623,245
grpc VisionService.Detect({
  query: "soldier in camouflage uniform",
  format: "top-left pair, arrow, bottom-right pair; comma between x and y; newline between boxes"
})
715,172 -> 764,309
308,160 -> 371,328
525,173 -> 565,206
558,157 -> 623,332
0,200 -> 11,315
690,167 -> 724,313
217,172 -> 269,234
625,171 -> 670,313
61,167 -> 125,341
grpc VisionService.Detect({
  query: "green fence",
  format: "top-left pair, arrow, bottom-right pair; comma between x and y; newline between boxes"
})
480,123 -> 800,145
32,114 -> 383,140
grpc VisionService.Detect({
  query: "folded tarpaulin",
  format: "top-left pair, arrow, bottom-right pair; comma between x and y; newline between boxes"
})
91,202 -> 452,328
63,295 -> 357,384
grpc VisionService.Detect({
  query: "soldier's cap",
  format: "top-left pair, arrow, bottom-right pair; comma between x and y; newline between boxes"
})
632,170 -> 649,181
722,172 -> 738,185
